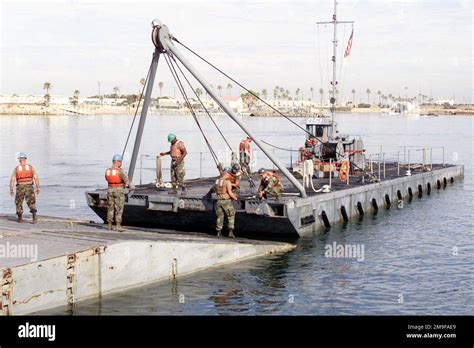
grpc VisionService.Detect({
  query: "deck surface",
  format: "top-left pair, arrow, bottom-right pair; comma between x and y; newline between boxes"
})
0,214 -> 288,268
123,163 -> 452,201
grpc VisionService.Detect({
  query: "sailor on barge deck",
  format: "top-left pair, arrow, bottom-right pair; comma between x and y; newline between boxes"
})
160,133 -> 187,195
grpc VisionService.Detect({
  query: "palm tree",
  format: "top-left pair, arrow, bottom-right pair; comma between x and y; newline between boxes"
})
295,88 -> 300,100
71,90 -> 80,107
366,88 -> 371,104
43,82 -> 52,107
113,86 -> 120,104
273,86 -> 279,100
261,89 -> 268,100
227,83 -> 232,97
285,89 -> 290,100
310,87 -> 314,101
351,89 -> 356,105
319,88 -> 324,108
217,85 -> 223,96
158,81 -> 164,97
377,90 -> 382,104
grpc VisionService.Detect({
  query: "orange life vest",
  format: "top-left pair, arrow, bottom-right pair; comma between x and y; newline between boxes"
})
339,159 -> 349,181
239,138 -> 252,156
16,165 -> 33,184
224,172 -> 240,187
105,168 -> 123,187
305,138 -> 318,147
262,172 -> 281,187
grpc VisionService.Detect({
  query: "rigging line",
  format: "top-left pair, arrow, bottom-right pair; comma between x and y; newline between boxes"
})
260,140 -> 299,152
168,53 -> 234,152
121,58 -> 153,158
164,53 -> 217,163
171,37 -> 369,173
339,24 -> 353,104
172,37 -> 313,137
164,53 -> 220,165
168,53 -> 257,189
338,24 -> 346,103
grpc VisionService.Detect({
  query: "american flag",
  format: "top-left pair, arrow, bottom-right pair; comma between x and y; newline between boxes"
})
344,29 -> 354,57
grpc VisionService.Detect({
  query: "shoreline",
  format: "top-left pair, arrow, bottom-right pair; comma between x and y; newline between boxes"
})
0,104 -> 472,116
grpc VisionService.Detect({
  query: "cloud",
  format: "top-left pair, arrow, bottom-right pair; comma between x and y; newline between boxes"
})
0,0 -> 471,102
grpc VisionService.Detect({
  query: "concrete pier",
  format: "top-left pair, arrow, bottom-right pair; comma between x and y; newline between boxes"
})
0,215 -> 295,315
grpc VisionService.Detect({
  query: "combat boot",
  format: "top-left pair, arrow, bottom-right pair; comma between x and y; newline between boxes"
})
216,230 -> 222,237
17,214 -> 23,223
107,222 -> 113,230
180,187 -> 187,196
168,188 -> 178,195
32,211 -> 37,224
116,223 -> 125,232
228,230 -> 235,238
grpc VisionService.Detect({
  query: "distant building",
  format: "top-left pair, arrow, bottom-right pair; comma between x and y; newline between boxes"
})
435,99 -> 454,106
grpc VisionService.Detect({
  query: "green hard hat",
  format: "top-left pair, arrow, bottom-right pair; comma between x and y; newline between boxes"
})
167,133 -> 176,142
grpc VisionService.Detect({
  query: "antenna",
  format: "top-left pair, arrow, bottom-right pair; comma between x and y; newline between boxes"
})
316,0 -> 354,129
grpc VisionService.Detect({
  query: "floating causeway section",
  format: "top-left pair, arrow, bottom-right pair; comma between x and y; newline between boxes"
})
0,215 -> 295,315
86,163 -> 464,237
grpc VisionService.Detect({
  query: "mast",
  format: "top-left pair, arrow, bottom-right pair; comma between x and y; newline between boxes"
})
317,0 -> 354,129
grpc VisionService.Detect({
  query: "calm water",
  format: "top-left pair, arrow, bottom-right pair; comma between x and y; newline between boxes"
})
0,113 -> 472,315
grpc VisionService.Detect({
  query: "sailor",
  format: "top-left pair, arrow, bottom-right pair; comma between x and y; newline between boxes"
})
257,168 -> 282,200
223,164 -> 243,195
160,133 -> 187,195
213,170 -> 238,238
239,136 -> 252,175
10,152 -> 40,223
105,154 -> 129,232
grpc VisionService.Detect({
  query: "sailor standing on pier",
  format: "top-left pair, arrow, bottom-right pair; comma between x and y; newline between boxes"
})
10,152 -> 40,223
105,154 -> 129,232
160,133 -> 187,195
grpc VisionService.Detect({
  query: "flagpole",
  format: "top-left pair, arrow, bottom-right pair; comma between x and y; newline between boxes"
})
316,0 -> 354,133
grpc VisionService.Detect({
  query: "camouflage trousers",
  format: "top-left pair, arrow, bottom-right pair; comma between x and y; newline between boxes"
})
15,184 -> 37,215
107,187 -> 125,224
171,160 -> 186,189
215,199 -> 235,232
262,186 -> 282,199
239,153 -> 251,175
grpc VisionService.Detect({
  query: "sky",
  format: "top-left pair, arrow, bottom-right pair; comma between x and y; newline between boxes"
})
0,0 -> 472,103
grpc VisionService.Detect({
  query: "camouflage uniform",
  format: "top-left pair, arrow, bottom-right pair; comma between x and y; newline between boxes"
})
239,153 -> 251,176
11,167 -> 37,215
214,178 -> 236,233
259,175 -> 282,199
216,200 -> 235,232
171,160 -> 186,190
106,169 -> 128,224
